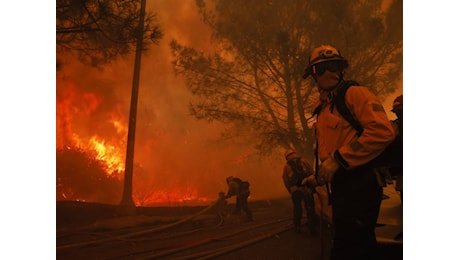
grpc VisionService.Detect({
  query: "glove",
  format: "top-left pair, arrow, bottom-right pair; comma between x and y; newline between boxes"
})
317,157 -> 340,185
301,175 -> 317,187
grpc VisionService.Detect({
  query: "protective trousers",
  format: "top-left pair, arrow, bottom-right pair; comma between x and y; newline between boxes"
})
235,192 -> 253,221
291,189 -> 318,234
330,166 -> 382,260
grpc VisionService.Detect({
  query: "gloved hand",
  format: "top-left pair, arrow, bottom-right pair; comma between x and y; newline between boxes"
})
317,157 -> 340,185
301,175 -> 317,187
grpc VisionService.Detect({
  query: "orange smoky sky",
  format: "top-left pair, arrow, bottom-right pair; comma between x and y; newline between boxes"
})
56,0 -> 402,206
56,0 -> 288,205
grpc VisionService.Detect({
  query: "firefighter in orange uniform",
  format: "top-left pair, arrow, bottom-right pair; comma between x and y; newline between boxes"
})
225,176 -> 253,221
282,149 -> 319,235
304,45 -> 396,259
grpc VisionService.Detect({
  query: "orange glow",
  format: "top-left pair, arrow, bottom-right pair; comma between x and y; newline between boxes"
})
134,187 -> 212,207
57,81 -> 126,177
81,92 -> 101,114
56,80 -> 215,205
89,136 -> 125,175
56,1 -> 297,206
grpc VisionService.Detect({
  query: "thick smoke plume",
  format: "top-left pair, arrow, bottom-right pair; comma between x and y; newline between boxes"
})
56,1 -> 288,205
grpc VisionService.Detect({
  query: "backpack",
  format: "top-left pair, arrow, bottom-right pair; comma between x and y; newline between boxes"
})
241,181 -> 250,190
314,80 -> 402,174
233,178 -> 250,192
287,157 -> 310,186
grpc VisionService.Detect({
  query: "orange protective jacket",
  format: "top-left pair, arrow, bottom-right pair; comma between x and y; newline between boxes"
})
314,85 -> 396,169
282,156 -> 314,194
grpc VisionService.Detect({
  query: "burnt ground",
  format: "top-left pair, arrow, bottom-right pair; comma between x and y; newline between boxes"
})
57,198 -> 327,259
57,190 -> 402,260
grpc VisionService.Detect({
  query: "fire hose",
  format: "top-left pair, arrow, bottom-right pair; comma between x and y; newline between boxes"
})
57,198 -> 221,251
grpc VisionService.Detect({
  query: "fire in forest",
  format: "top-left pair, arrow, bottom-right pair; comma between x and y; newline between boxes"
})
56,80 -> 212,206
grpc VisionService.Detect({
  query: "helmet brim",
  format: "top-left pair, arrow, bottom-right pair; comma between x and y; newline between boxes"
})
310,57 -> 347,67
303,58 -> 348,79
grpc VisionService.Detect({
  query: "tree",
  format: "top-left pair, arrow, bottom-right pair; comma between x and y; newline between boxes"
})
56,0 -> 163,67
57,0 -> 165,209
170,0 -> 402,160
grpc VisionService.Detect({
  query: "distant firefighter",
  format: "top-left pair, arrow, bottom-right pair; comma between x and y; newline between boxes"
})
282,149 -> 319,235
390,94 -> 403,202
213,191 -> 229,218
224,176 -> 253,221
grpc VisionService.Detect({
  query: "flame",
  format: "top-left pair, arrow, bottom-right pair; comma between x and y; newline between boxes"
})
57,80 -> 127,176
134,187 -> 212,207
57,80 -> 214,205
89,136 -> 125,175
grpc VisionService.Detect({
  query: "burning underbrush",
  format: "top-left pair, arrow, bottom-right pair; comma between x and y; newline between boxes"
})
56,146 -> 214,206
56,146 -> 123,204
56,79 -> 217,206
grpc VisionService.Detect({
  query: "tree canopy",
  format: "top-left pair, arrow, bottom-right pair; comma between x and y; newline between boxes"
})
170,0 -> 402,160
57,0 -> 163,67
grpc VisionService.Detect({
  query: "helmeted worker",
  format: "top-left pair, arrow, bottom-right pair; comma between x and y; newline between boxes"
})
391,95 -> 403,132
224,176 -> 253,221
282,149 -> 319,235
390,94 -> 403,202
305,45 -> 396,259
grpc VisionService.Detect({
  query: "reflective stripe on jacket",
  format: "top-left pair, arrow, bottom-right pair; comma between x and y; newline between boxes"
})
314,85 -> 396,169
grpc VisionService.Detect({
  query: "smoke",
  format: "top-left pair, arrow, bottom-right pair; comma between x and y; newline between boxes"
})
56,0 -> 288,205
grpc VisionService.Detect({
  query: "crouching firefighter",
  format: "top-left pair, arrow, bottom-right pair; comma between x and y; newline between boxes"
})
225,176 -> 253,221
282,149 -> 319,235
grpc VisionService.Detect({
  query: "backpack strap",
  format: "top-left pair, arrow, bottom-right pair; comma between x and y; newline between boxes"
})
332,80 -> 363,136
312,80 -> 361,205
311,103 -> 323,118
